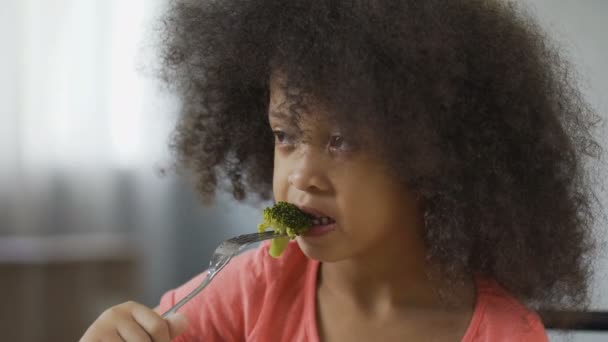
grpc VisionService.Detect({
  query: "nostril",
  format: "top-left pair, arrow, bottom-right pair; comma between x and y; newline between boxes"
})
286,157 -> 331,193
288,172 -> 313,191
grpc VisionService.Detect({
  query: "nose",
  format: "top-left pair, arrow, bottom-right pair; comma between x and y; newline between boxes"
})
287,148 -> 331,193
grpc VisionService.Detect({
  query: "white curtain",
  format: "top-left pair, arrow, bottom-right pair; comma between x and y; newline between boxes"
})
0,0 -> 177,232
0,1 -> 262,309
0,0 -> 182,302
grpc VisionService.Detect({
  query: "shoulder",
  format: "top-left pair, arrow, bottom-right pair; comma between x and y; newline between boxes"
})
463,278 -> 548,342
159,240 -> 310,340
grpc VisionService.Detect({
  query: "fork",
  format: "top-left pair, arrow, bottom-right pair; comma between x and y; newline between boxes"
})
162,230 -> 283,318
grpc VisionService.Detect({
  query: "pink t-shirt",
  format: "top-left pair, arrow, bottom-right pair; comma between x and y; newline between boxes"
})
159,242 -> 548,341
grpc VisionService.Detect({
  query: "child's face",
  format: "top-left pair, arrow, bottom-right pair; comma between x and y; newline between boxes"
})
269,76 -> 426,262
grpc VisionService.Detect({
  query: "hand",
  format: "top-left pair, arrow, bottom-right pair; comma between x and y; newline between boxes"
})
80,301 -> 189,342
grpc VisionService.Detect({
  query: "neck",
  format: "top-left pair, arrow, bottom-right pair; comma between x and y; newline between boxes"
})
318,233 -> 474,314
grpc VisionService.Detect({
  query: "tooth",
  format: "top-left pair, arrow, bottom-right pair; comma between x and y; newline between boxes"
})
322,217 -> 329,225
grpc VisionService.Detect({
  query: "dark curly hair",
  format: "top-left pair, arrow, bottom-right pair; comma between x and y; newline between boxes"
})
157,0 -> 601,308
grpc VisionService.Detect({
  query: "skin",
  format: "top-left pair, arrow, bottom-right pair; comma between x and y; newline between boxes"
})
79,303 -> 188,342
269,75 -> 476,341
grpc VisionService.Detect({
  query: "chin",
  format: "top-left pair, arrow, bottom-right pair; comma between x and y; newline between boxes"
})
296,238 -> 347,263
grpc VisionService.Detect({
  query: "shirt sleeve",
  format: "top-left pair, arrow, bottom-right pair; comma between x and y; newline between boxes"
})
466,279 -> 550,342
518,313 -> 549,342
158,248 -> 267,342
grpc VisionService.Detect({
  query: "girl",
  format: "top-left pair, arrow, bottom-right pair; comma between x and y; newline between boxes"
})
81,0 -> 601,341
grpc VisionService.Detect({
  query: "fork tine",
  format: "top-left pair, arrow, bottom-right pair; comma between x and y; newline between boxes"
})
231,231 -> 280,244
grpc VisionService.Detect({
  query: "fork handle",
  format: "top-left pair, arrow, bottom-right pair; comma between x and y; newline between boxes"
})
160,231 -> 280,318
161,271 -> 214,318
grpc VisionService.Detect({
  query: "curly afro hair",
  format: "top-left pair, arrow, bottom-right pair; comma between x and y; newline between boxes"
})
157,0 -> 601,308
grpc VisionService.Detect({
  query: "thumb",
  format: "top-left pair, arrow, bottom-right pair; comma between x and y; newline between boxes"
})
166,312 -> 189,339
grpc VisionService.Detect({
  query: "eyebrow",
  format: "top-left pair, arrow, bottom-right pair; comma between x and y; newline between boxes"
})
268,110 -> 304,132
268,110 -> 291,120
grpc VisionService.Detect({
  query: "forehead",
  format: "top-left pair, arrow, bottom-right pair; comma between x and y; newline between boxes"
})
268,71 -> 331,124
266,70 -> 371,141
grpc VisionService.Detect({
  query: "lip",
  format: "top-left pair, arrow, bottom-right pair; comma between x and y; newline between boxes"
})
297,205 -> 334,220
294,205 -> 337,237
303,222 -> 337,237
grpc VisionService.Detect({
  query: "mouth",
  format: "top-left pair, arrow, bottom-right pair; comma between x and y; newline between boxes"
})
297,205 -> 337,236
297,206 -> 336,225
311,216 -> 336,226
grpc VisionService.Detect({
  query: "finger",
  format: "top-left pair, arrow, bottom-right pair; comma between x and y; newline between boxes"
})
166,313 -> 189,339
80,316 -> 125,342
130,303 -> 171,341
101,330 -> 125,342
116,319 -> 152,342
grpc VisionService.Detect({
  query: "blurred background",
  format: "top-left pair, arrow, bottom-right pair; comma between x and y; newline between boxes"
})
0,0 -> 606,341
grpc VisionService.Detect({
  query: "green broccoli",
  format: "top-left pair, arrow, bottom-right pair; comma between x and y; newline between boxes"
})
257,201 -> 314,258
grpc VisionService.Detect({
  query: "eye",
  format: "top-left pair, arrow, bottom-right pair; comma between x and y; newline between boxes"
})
272,129 -> 295,147
329,135 -> 345,149
327,132 -> 359,153
328,133 -> 358,153
273,130 -> 286,143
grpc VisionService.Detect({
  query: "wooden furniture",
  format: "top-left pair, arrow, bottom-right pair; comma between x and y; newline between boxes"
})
0,234 -> 141,342
541,310 -> 608,331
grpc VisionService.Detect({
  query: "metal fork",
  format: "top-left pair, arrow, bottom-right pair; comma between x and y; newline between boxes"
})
162,230 -> 283,318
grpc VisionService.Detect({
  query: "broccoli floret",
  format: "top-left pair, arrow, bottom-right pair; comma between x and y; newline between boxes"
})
257,201 -> 313,257
258,202 -> 313,237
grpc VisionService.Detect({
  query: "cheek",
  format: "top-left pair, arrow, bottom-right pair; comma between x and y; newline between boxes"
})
338,173 -> 405,229
335,175 -> 377,221
272,153 -> 288,200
